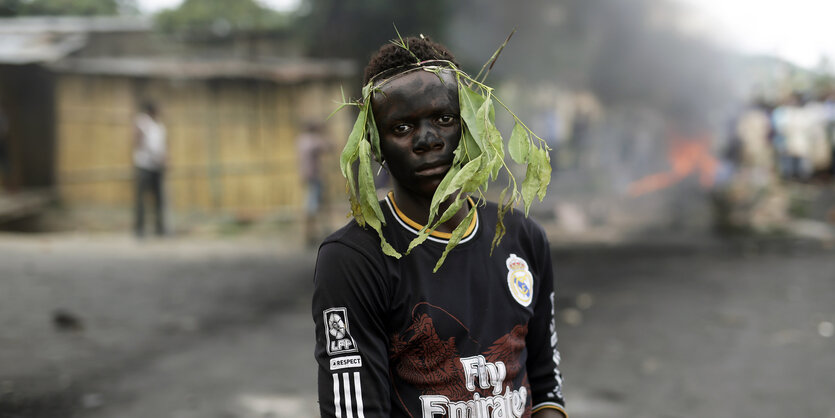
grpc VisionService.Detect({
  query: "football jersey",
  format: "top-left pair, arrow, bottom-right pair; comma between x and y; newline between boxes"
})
312,193 -> 567,418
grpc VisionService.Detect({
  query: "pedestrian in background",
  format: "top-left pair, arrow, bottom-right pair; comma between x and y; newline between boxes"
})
297,121 -> 331,246
132,100 -> 167,238
0,100 -> 9,192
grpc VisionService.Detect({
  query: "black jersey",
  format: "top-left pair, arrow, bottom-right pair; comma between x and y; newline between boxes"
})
312,193 -> 567,418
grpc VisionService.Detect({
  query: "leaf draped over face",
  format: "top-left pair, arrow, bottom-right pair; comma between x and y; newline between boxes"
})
335,59 -> 550,272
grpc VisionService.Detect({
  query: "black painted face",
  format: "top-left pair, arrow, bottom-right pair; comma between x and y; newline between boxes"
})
371,69 -> 460,199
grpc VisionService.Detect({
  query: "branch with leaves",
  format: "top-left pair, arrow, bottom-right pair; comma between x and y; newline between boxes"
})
334,35 -> 551,272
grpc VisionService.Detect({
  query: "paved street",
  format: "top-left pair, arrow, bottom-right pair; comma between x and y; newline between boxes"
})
0,233 -> 833,418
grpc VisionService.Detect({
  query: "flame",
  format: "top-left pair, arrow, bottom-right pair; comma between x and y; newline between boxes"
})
628,132 -> 718,197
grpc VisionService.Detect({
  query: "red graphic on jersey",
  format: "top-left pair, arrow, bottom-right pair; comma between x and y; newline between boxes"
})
389,302 -> 530,408
484,324 -> 528,381
390,312 -> 470,400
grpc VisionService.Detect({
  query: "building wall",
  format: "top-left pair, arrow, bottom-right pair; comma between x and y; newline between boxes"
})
0,64 -> 56,190
55,73 -> 351,218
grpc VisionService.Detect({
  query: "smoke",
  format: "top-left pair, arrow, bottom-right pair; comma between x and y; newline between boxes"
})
446,0 -> 742,233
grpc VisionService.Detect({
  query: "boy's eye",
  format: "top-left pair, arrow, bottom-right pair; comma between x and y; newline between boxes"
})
437,115 -> 456,125
393,124 -> 412,134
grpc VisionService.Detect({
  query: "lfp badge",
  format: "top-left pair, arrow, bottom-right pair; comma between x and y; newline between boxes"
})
506,254 -> 533,307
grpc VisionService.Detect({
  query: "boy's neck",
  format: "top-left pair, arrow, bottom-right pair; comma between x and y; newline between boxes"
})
390,186 -> 468,234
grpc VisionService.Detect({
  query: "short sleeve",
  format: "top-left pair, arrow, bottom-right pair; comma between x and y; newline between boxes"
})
312,241 -> 392,418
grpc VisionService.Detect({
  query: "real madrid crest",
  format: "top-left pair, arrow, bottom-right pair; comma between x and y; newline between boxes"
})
506,254 -> 534,307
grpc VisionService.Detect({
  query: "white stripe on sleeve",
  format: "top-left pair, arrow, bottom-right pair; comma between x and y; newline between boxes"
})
353,371 -> 365,418
332,373 -> 342,418
342,372 -> 354,418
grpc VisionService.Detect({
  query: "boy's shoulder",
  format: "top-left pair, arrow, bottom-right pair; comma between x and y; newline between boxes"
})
480,200 -> 547,236
322,218 -> 378,248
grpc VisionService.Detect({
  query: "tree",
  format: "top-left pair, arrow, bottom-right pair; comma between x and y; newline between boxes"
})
155,0 -> 289,37
0,0 -> 137,16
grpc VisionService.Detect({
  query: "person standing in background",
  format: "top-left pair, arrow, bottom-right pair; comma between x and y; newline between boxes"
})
0,100 -> 9,192
133,101 -> 167,238
297,121 -> 331,246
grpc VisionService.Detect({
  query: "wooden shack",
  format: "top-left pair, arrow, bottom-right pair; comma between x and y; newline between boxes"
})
49,57 -> 355,220
0,16 -> 357,226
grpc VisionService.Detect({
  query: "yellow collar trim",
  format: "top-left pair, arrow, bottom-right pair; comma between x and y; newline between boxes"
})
387,191 -> 477,239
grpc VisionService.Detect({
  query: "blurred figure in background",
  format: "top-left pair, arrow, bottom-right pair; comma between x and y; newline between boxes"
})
802,94 -> 832,176
0,100 -> 10,192
297,121 -> 331,246
716,98 -> 789,232
771,93 -> 803,179
0,102 -> 8,192
825,91 -> 835,176
773,92 -> 833,180
823,89 -> 835,180
736,99 -> 775,174
132,100 -> 167,238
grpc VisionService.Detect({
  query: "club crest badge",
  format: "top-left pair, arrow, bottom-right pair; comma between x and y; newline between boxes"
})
323,307 -> 358,356
506,254 -> 534,307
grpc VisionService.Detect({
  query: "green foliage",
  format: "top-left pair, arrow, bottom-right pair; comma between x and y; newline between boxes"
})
0,0 -> 137,16
508,122 -> 530,164
0,0 -> 23,16
337,43 -> 551,271
155,0 -> 288,35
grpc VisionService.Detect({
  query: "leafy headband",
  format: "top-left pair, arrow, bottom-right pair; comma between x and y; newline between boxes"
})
335,36 -> 551,272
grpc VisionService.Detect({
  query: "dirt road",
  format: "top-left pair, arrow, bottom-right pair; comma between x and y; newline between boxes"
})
1,233 -> 833,418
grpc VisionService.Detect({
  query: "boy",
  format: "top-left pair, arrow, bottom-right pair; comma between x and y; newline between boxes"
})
312,36 -> 567,418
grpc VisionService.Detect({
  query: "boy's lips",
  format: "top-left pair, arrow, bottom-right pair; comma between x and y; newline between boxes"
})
415,162 -> 451,176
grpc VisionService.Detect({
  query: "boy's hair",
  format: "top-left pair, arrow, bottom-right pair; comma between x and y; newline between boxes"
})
362,36 -> 460,85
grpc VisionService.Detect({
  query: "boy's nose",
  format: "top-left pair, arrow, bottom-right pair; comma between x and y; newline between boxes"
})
412,126 -> 444,153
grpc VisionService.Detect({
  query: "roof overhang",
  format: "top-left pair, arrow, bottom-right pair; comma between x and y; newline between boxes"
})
48,57 -> 356,83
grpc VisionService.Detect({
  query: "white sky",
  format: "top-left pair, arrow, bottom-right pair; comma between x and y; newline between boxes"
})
677,0 -> 835,69
137,0 -> 300,14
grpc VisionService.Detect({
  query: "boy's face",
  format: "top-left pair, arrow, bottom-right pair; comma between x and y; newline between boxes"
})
371,69 -> 460,199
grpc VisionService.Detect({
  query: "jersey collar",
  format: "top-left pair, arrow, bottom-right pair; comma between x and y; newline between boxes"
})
384,192 -> 479,244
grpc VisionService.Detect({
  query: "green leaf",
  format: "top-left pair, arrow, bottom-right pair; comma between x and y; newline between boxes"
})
366,108 -> 381,162
475,93 -> 492,145
433,205 -> 477,272
470,153 -> 492,190
358,139 -> 385,223
521,155 -> 539,216
362,204 -> 401,259
425,164 -> 461,225
357,135 -> 399,258
340,105 -> 367,178
508,122 -> 530,164
361,80 -> 373,100
409,192 -> 469,255
489,146 -> 503,181
347,180 -> 364,226
458,82 -> 487,149
460,128 -> 482,162
431,156 -> 480,211
474,94 -> 503,181
434,193 -> 469,227
491,186 -> 511,253
519,147 -> 552,215
406,164 -> 462,254
536,148 -> 552,200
